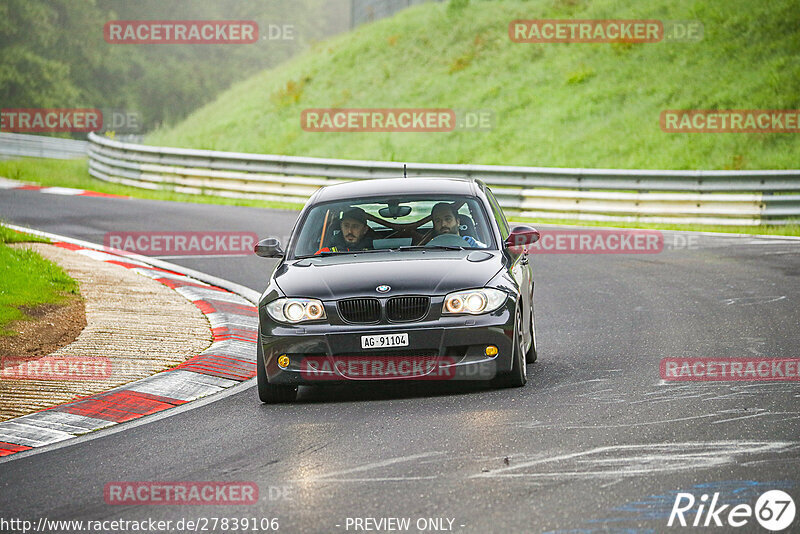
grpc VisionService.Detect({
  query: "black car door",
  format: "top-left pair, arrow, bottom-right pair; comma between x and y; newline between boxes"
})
485,187 -> 533,344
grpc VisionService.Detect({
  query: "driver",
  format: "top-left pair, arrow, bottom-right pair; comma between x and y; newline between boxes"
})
326,207 -> 373,251
430,202 -> 483,248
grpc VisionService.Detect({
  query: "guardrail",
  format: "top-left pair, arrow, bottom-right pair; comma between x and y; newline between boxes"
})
0,132 -> 88,160
351,0 -> 444,28
87,132 -> 800,226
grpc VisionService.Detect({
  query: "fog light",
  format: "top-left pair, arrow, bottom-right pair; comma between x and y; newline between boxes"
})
485,345 -> 498,356
277,354 -> 290,368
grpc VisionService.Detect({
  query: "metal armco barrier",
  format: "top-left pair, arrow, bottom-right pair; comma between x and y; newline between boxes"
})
87,132 -> 800,226
351,0 -> 444,28
0,132 -> 88,160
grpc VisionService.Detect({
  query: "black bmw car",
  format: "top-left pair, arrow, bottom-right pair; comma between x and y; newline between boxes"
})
254,177 -> 540,402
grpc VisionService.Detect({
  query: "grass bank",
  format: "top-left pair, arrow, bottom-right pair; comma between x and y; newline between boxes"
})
148,0 -> 800,170
0,225 -> 79,336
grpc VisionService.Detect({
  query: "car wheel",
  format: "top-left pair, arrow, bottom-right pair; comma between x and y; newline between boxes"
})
496,308 -> 527,388
525,301 -> 538,364
257,331 -> 298,403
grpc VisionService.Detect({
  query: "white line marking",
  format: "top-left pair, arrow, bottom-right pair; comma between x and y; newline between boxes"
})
711,411 -> 794,425
39,186 -> 84,195
470,441 -> 796,479
0,177 -> 24,188
541,413 -> 718,430
307,452 -> 443,481
152,254 -> 253,259
722,296 -> 787,306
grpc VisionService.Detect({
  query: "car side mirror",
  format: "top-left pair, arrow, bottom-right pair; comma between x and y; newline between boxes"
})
254,238 -> 284,258
504,226 -> 540,254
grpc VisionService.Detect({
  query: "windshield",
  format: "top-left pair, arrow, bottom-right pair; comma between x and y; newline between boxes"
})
289,194 -> 495,259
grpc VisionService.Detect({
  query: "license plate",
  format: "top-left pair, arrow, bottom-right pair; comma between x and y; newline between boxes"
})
361,333 -> 409,349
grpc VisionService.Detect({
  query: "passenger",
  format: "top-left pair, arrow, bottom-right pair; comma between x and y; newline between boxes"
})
430,202 -> 484,248
327,207 -> 373,251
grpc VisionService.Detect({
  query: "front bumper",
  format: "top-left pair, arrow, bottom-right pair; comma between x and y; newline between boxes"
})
259,302 -> 516,385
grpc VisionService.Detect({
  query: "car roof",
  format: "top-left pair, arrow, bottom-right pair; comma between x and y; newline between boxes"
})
311,177 -> 482,203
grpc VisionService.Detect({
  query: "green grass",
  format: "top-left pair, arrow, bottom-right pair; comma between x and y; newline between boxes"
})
147,0 -> 800,170
0,225 -> 80,336
0,225 -> 49,244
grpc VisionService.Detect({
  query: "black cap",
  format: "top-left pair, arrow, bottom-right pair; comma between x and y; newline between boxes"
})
341,207 -> 367,224
431,202 -> 457,217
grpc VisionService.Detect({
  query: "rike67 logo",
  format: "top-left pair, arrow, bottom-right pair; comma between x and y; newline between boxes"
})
669,490 -> 795,531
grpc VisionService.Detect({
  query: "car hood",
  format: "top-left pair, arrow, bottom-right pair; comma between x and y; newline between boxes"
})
274,250 -> 504,299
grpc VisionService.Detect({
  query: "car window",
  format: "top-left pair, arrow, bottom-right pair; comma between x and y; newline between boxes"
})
486,188 -> 510,240
289,195 -> 496,258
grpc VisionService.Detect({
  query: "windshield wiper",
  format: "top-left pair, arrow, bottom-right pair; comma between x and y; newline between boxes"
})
396,245 -> 465,251
295,246 -> 468,258
295,249 -> 388,259
294,251 -> 346,258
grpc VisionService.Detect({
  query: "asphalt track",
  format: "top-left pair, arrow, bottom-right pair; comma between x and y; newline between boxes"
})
1,188 -> 799,533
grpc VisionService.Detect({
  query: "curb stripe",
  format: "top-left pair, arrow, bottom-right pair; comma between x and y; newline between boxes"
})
212,326 -> 258,343
0,442 -> 32,457
176,354 -> 257,381
158,278 -> 230,292
126,370 -> 237,403
105,260 -> 183,276
0,422 -> 74,447
58,390 -> 182,423
3,179 -> 129,199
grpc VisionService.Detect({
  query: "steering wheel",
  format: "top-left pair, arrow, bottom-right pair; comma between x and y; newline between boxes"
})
426,233 -> 467,247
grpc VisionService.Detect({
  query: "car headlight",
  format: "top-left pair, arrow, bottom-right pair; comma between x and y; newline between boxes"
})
266,298 -> 327,323
442,288 -> 506,315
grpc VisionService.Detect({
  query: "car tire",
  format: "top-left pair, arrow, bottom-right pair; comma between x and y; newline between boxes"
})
257,331 -> 298,403
525,302 -> 538,364
495,308 -> 527,388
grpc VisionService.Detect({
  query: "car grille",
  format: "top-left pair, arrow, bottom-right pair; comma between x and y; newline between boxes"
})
337,298 -> 381,323
387,296 -> 429,322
